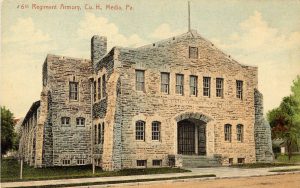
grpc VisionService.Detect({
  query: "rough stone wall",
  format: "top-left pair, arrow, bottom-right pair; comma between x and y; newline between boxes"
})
43,91 -> 53,166
115,30 -> 258,168
45,54 -> 93,166
254,89 -> 273,162
19,102 -> 40,167
91,36 -> 107,68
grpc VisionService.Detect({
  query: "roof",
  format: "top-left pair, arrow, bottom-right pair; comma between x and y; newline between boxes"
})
21,101 -> 40,127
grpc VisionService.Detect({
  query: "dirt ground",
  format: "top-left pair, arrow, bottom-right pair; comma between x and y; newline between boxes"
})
120,173 -> 300,188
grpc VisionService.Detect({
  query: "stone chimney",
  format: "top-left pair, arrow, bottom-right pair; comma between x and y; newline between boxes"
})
91,35 -> 107,65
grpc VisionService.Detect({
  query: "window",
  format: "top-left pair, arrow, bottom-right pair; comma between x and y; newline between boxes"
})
102,75 -> 106,97
152,121 -> 160,141
98,77 -> 101,100
236,80 -> 243,99
101,123 -> 104,144
229,158 -> 233,165
94,124 -> 97,144
224,124 -> 232,142
176,74 -> 184,95
190,75 -> 198,96
137,160 -> 147,167
77,159 -> 85,165
61,117 -> 70,127
216,78 -> 224,98
152,160 -> 162,166
62,159 -> 70,165
203,77 -> 211,97
237,158 -> 245,164
69,82 -> 78,100
161,73 -> 170,94
189,46 -> 198,59
76,117 -> 85,127
237,124 -> 244,142
136,70 -> 145,91
93,81 -> 96,102
136,121 -> 145,141
98,124 -> 101,144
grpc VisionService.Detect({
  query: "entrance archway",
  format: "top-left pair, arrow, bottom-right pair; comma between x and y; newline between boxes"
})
175,112 -> 212,156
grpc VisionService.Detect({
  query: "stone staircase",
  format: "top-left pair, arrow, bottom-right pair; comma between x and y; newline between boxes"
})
182,155 -> 221,167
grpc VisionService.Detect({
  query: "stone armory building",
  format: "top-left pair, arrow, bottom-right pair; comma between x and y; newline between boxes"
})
19,30 -> 273,171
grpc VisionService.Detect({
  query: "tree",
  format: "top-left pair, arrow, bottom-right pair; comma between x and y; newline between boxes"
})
1,106 -> 15,156
267,76 -> 300,160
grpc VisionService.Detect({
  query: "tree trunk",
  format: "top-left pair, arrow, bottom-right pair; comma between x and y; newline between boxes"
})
287,140 -> 292,161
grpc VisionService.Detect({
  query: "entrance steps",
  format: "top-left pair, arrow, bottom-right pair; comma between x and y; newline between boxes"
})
182,155 -> 221,168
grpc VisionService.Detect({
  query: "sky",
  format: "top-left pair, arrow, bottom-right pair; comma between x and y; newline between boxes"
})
1,0 -> 300,118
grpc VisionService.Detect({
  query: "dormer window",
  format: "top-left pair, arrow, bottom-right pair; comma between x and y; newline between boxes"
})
189,46 -> 198,59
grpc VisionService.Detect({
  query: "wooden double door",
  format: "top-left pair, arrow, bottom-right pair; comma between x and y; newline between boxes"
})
177,120 -> 206,155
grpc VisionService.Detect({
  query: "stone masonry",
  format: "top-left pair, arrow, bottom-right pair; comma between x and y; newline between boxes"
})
19,29 -> 273,170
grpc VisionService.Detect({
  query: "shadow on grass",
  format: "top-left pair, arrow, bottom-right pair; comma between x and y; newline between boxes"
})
231,163 -> 298,169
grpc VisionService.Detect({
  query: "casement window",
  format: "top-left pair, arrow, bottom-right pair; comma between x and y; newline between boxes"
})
93,81 -> 96,102
237,124 -> 244,142
137,160 -> 147,167
136,70 -> 145,91
224,124 -> 232,142
77,159 -> 85,165
236,80 -> 243,99
102,75 -> 106,98
98,77 -> 101,100
152,121 -> 161,141
61,117 -> 70,127
152,160 -> 162,166
62,159 -> 70,165
203,77 -> 211,97
176,74 -> 184,95
216,78 -> 224,98
94,124 -> 97,144
161,73 -> 170,94
101,123 -> 104,144
98,124 -> 101,144
76,117 -> 85,127
136,121 -> 145,141
238,158 -> 245,164
190,75 -> 198,96
189,46 -> 198,59
69,82 -> 78,100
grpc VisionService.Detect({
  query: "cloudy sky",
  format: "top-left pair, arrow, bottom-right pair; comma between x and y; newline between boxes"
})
1,0 -> 300,118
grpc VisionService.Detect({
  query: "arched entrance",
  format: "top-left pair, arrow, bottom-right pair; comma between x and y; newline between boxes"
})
177,119 -> 206,155
175,112 -> 211,156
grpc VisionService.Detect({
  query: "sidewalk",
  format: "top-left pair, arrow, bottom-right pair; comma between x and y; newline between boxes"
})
2,165 -> 300,188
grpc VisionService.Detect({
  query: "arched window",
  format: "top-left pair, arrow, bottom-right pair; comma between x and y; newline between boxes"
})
237,124 -> 244,142
224,124 -> 232,142
152,121 -> 161,141
94,124 -> 97,144
136,121 -> 145,141
101,123 -> 105,144
98,124 -> 101,144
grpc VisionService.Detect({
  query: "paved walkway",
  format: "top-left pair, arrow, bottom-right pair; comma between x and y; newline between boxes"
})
2,165 -> 300,188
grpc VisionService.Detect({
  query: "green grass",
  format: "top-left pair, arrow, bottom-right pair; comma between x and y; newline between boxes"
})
276,154 -> 300,163
269,168 -> 300,172
231,163 -> 297,168
1,158 -> 190,182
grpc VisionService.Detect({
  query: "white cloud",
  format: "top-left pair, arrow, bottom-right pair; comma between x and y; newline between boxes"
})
3,17 -> 51,45
77,13 -> 147,49
1,17 -> 53,117
211,11 -> 300,114
150,23 -> 184,40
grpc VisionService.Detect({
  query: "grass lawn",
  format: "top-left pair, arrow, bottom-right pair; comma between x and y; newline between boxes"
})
269,168 -> 300,172
276,154 -> 300,164
1,158 -> 190,182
